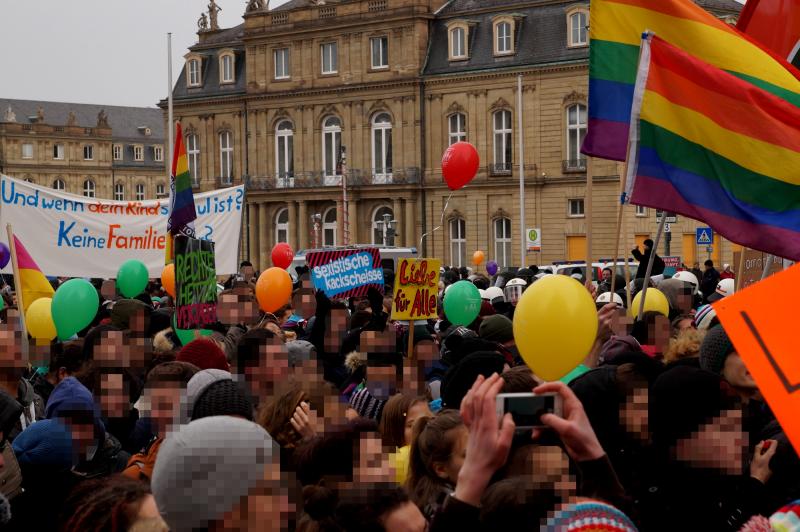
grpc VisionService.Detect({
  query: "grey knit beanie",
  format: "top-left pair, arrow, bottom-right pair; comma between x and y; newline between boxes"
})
151,416 -> 276,531
699,324 -> 736,375
183,369 -> 233,424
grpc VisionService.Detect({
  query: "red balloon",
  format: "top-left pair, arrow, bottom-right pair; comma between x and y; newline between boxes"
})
271,243 -> 294,269
442,142 -> 480,191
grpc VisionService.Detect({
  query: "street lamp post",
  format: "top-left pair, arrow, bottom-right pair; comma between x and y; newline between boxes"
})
376,213 -> 397,246
312,213 -> 322,248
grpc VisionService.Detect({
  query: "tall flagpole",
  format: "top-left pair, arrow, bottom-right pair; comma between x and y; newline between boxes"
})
6,225 -> 29,358
517,74 -> 526,267
168,33 -> 174,180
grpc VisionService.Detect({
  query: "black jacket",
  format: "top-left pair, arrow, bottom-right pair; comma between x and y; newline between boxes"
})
632,248 -> 665,278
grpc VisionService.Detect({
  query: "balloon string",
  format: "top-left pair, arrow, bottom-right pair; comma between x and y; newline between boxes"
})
419,192 -> 453,253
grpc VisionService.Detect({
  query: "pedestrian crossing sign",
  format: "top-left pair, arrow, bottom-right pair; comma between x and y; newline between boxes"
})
696,227 -> 713,245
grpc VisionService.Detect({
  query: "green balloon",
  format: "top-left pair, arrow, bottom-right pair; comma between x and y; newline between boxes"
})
52,278 -> 99,340
172,313 -> 214,346
443,280 -> 482,326
117,260 -> 149,298
0,296 -> 4,311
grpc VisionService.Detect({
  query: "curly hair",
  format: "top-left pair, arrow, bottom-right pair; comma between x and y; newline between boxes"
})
59,475 -> 153,532
663,328 -> 705,364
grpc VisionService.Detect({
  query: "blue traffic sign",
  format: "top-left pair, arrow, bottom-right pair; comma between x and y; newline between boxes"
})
696,227 -> 713,245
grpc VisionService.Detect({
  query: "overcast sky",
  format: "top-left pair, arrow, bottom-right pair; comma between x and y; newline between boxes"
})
0,0 -> 289,109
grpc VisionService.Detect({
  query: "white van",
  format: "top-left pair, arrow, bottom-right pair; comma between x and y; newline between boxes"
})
290,245 -> 418,276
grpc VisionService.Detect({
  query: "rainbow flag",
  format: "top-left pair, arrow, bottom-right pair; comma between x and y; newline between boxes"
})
626,35 -> 800,261
583,0 -> 800,161
13,236 -> 54,313
165,122 -> 197,263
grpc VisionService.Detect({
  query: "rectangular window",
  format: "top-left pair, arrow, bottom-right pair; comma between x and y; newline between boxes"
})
114,183 -> 124,201
187,134 -> 200,186
370,36 -> 388,69
635,205 -> 647,217
188,59 -> 201,86
21,143 -> 33,159
154,146 -> 164,162
53,143 -> 64,160
493,110 -> 512,173
274,48 -> 290,79
321,42 -> 338,74
450,27 -> 466,59
566,104 -> 587,170
570,12 -> 588,47
449,113 -> 466,145
496,22 -> 512,54
494,218 -> 512,268
221,55 -> 234,83
136,184 -> 145,201
134,146 -> 144,161
156,183 -> 166,197
220,131 -> 233,184
113,144 -> 122,161
449,218 -> 467,268
83,145 -> 93,160
569,198 -> 585,217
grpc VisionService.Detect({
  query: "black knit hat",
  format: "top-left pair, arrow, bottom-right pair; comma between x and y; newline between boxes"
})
441,351 -> 506,409
191,379 -> 254,421
699,324 -> 736,375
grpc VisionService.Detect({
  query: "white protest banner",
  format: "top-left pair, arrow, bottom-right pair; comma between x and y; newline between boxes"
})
0,174 -> 243,278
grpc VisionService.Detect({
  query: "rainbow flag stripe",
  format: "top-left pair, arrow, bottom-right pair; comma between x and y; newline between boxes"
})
14,236 -> 54,313
627,36 -> 800,260
583,0 -> 800,161
166,122 -> 197,263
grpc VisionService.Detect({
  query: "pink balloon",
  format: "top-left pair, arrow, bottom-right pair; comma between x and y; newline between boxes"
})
442,142 -> 479,191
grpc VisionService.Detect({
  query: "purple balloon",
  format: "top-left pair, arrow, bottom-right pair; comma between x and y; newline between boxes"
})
486,260 -> 498,276
0,243 -> 9,270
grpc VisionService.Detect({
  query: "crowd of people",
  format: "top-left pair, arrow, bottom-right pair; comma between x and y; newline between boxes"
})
0,251 -> 796,532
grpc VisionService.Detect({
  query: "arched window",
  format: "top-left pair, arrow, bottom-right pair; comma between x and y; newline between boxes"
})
220,131 -> 233,184
322,116 -> 342,184
186,133 -> 200,186
83,179 -> 95,198
493,109 -> 512,173
136,184 -> 146,201
372,206 -> 394,245
566,103 -> 587,170
275,208 -> 289,244
323,207 -> 337,247
114,183 -> 125,201
449,113 -> 466,145
275,120 -> 294,187
371,113 -> 393,184
494,217 -> 512,268
569,11 -> 588,47
53,178 -> 65,191
449,218 -> 466,268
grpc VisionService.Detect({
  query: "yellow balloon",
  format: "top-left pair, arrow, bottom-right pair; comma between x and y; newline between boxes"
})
513,275 -> 598,381
628,288 -> 670,318
26,297 -> 57,342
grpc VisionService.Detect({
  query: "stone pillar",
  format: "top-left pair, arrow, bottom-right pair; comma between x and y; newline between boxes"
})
247,202 -> 259,264
405,198 -> 416,248
348,199 -> 358,245
298,200 -> 308,250
258,202 -> 268,270
392,198 -> 402,246
336,200 -> 345,246
288,201 -> 298,250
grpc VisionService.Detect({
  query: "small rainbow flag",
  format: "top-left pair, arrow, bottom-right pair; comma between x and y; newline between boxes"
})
627,35 -> 800,260
165,122 -> 197,263
583,0 -> 800,161
13,236 -> 54,313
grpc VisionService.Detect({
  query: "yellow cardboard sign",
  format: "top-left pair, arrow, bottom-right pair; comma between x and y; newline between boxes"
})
391,258 -> 441,321
714,263 -> 800,458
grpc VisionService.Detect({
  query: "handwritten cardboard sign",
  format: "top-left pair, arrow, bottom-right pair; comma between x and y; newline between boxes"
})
175,235 -> 218,330
306,248 -> 384,299
714,263 -> 800,458
732,249 -> 783,290
392,258 -> 441,321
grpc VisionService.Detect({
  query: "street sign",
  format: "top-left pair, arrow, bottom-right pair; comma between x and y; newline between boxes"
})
526,228 -> 541,252
706,246 -> 714,254
664,223 -> 672,233
696,227 -> 714,245
656,210 -> 678,223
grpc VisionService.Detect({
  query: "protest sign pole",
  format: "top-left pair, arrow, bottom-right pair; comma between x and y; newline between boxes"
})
611,156 -> 630,305
761,254 -> 775,281
637,216 -> 667,319
586,157 -> 593,274
407,321 -> 415,363
6,224 -> 29,356
737,246 -> 747,292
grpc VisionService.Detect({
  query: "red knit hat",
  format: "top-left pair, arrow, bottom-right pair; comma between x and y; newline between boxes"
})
177,338 -> 230,371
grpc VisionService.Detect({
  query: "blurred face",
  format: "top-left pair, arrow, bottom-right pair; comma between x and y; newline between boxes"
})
224,460 -> 296,531
94,331 -> 132,369
530,445 -> 577,498
148,383 -> 183,436
245,340 -> 289,400
382,502 -> 428,532
218,293 -> 260,326
291,283 -> 315,318
675,408 -> 745,474
367,365 -> 398,400
651,315 -> 671,355
0,313 -> 25,368
435,426 -> 468,483
99,372 -> 129,418
722,352 -> 758,391
414,340 -> 439,365
621,387 -> 649,442
602,270 -> 612,282
404,401 -> 433,447
325,310 -> 349,353
357,433 -> 395,484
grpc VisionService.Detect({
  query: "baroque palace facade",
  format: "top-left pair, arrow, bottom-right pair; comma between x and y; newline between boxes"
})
0,100 -> 167,201
167,0 -> 742,271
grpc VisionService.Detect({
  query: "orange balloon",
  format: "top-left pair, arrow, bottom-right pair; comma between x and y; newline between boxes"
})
472,250 -> 485,266
161,263 -> 176,298
256,267 -> 293,313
